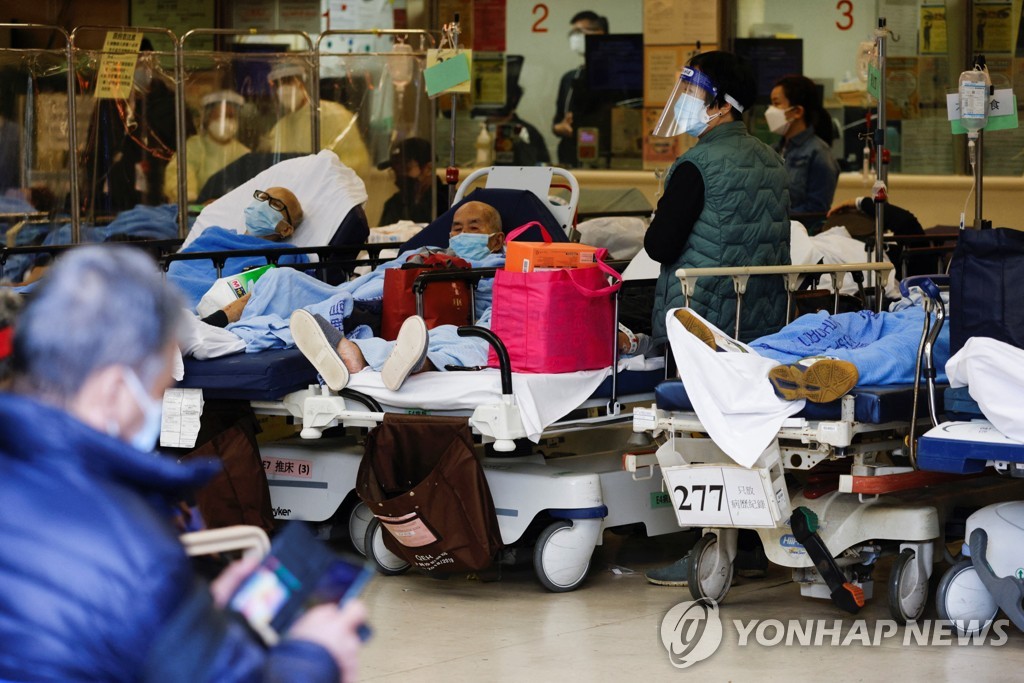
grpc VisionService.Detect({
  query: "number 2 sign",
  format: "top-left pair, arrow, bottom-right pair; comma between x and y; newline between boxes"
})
532,4 -> 548,33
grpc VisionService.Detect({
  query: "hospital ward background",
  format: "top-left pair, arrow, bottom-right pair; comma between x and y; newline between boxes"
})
3,1 -> 1024,682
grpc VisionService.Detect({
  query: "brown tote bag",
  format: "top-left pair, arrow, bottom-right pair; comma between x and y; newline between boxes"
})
356,414 -> 503,574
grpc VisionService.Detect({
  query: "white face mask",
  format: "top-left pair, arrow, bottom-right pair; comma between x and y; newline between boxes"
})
764,105 -> 793,136
569,32 -> 586,56
207,116 -> 238,143
276,84 -> 304,113
121,367 -> 163,452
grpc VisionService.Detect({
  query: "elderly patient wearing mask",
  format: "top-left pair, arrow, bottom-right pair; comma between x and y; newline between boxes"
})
0,247 -> 367,682
165,90 -> 251,204
277,201 -> 651,393
167,186 -> 308,315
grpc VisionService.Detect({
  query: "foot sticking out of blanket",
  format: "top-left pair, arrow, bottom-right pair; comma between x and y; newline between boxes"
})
674,309 -> 750,353
382,316 -> 428,391
768,357 -> 859,404
291,310 -> 351,391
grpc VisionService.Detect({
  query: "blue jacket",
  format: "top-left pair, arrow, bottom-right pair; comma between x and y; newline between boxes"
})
0,394 -> 339,683
774,126 -> 840,214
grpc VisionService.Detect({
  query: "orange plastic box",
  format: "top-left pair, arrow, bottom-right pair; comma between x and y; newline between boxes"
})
505,242 -> 600,272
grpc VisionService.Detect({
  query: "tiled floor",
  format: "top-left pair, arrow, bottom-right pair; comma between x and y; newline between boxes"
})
356,530 -> 1024,682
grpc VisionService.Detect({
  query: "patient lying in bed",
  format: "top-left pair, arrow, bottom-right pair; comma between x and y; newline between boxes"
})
665,301 -> 951,467
169,187 -> 309,310
285,200 -> 651,392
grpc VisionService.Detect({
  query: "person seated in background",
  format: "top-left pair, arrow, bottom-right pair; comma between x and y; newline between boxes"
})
489,84 -> 551,168
168,187 -> 307,312
165,90 -> 251,204
377,137 -> 445,226
0,246 -> 366,682
288,200 -> 651,392
260,64 -> 371,178
767,74 -> 840,216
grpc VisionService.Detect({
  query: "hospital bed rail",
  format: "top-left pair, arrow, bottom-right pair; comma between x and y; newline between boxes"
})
675,262 -> 895,339
160,243 -> 397,282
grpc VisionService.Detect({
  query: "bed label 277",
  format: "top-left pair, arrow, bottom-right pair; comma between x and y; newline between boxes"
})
662,464 -> 781,528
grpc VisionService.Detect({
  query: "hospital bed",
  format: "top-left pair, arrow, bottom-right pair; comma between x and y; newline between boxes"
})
176,166 -> 680,592
626,264 -> 1024,621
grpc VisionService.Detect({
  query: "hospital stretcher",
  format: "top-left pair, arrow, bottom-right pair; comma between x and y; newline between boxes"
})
625,264 -> 1024,621
174,165 -> 691,592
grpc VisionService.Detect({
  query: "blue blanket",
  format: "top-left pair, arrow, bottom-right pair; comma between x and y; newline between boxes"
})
227,252 -> 504,352
750,307 -> 950,385
168,227 -> 310,310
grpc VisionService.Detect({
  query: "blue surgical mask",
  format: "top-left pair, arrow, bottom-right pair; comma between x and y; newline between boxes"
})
244,200 -> 283,238
449,232 -> 493,261
673,93 -> 713,137
122,367 -> 163,452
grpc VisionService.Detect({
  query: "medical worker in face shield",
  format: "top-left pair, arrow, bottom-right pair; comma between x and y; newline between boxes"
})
645,51 -> 791,351
164,90 -> 251,204
766,74 -> 840,216
259,64 -> 371,178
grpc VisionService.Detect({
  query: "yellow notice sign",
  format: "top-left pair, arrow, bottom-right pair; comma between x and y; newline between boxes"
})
95,30 -> 144,100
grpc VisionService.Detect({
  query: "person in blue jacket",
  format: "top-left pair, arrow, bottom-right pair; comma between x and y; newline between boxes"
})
0,246 -> 365,682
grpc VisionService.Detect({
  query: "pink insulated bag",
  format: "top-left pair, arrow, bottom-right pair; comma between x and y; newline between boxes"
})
488,223 -> 622,373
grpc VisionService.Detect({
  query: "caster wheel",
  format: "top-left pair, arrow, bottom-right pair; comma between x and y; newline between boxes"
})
888,548 -> 929,623
533,520 -> 592,593
364,517 -> 410,576
348,502 -> 373,556
688,532 -> 733,603
936,559 -> 998,634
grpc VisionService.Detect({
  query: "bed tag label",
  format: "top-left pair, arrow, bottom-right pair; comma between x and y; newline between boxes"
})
633,407 -> 658,431
663,465 -> 778,528
160,388 -> 203,448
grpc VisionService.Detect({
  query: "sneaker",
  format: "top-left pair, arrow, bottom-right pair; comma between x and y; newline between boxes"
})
291,309 -> 350,391
381,315 -> 428,391
768,357 -> 858,403
672,309 -> 748,353
645,555 -> 691,587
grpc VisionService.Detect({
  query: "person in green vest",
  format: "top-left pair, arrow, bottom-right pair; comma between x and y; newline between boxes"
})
646,51 -> 791,351
644,51 -> 790,587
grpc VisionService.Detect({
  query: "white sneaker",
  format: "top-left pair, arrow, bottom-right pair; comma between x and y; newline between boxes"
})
290,309 -> 350,391
382,316 -> 428,391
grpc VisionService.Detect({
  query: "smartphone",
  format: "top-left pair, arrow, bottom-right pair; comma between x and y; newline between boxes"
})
228,522 -> 373,645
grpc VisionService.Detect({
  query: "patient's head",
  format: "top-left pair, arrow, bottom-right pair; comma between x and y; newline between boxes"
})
449,201 -> 503,260
245,186 -> 303,240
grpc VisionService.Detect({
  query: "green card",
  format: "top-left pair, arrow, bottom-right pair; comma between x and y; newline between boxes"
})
424,51 -> 471,97
867,64 -> 881,99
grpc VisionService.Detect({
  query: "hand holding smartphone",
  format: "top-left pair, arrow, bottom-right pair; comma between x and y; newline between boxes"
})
227,522 -> 373,646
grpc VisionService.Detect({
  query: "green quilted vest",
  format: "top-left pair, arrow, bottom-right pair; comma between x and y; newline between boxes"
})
651,121 -> 791,345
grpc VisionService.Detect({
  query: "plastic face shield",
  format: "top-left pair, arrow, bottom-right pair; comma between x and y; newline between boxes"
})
651,67 -> 718,138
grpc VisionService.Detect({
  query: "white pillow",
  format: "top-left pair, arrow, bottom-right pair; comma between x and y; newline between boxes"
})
183,149 -> 368,252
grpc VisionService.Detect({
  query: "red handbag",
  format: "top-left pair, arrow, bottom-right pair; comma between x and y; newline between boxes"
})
381,253 -> 473,341
488,226 -> 622,373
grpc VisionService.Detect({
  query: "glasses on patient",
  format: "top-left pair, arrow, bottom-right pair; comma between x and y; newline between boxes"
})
253,189 -> 294,227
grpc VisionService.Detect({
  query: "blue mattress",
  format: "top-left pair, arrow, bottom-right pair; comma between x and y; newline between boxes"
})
654,379 -> 943,424
917,421 -> 1024,474
591,367 -> 665,399
943,385 -> 984,420
179,348 -> 317,400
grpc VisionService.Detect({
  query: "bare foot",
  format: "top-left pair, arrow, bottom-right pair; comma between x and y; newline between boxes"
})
336,338 -> 368,374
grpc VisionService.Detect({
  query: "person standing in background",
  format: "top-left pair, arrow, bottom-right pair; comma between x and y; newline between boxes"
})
551,11 -> 607,167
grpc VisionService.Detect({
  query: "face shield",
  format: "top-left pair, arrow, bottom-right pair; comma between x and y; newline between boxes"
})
201,91 -> 245,143
651,67 -> 744,138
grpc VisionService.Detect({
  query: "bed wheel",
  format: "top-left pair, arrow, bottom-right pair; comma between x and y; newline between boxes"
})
348,502 -> 373,557
935,559 -> 998,634
888,548 -> 929,623
364,518 -> 411,576
688,533 -> 734,604
533,520 -> 592,593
